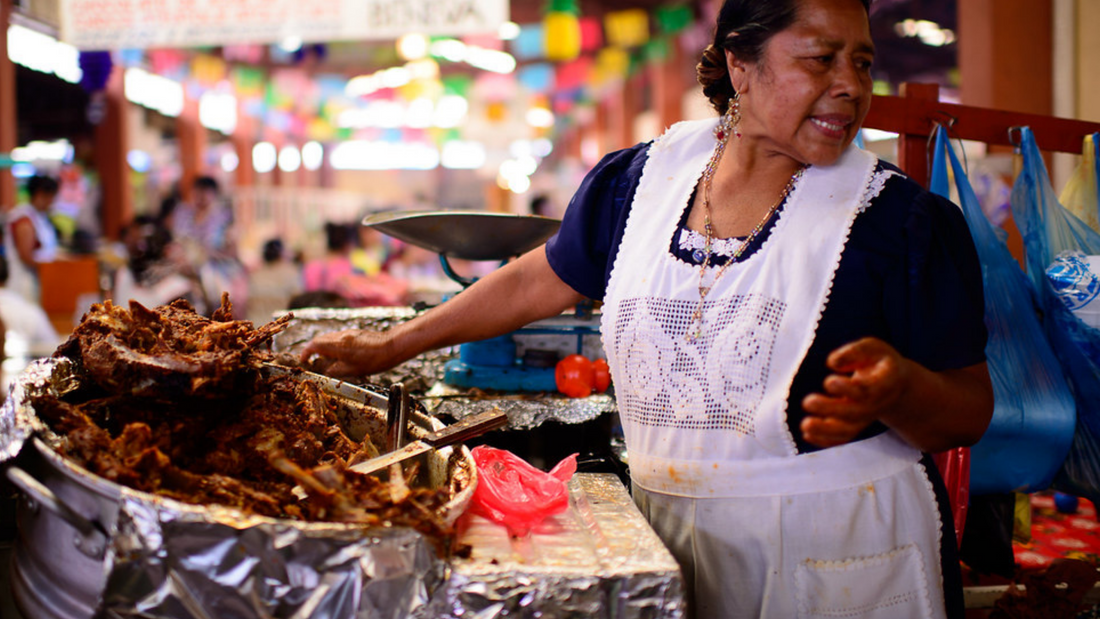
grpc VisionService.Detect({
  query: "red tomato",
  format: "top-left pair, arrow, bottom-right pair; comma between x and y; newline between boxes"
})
555,354 -> 594,398
592,358 -> 611,393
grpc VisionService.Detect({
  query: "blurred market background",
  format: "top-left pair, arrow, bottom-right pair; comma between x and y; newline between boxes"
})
0,0 -> 1097,337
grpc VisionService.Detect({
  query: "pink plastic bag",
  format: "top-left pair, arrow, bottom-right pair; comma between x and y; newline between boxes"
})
933,446 -> 971,548
467,446 -> 578,536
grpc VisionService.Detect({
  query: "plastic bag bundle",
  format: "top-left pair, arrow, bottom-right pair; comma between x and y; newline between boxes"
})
930,127 -> 1075,496
1010,127 -> 1100,503
1058,133 -> 1100,233
467,446 -> 578,536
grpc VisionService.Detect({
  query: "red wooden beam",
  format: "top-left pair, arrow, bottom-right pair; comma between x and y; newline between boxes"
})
863,82 -> 1100,187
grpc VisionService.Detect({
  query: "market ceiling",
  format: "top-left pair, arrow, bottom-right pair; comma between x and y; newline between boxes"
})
12,0 -> 958,145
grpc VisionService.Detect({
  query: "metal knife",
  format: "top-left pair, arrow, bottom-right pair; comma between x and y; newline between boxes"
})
348,408 -> 509,476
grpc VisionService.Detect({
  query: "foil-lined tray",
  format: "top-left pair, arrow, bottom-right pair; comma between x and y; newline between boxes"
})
101,473 -> 685,619
274,307 -> 618,429
99,493 -> 445,619
2,347 -> 684,619
435,473 -> 685,618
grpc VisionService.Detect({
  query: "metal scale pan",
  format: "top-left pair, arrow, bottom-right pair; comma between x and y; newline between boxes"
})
362,209 -> 586,392
362,210 -> 561,264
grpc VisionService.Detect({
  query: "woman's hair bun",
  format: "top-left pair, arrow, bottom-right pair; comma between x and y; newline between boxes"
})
696,44 -> 735,113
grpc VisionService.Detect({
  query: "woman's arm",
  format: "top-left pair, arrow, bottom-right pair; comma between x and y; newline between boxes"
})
11,217 -> 39,269
800,337 -> 994,453
300,245 -> 586,377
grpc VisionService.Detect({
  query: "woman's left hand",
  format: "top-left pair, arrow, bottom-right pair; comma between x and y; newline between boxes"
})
800,337 -> 912,448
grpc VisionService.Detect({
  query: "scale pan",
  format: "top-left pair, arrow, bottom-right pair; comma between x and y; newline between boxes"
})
363,210 -> 562,262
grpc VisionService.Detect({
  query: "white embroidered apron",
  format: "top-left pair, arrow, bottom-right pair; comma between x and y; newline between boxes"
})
602,118 -> 947,619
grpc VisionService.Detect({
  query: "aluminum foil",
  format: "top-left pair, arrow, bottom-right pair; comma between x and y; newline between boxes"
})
0,357 -> 67,463
420,383 -> 616,430
3,336 -> 683,619
434,473 -> 685,618
98,492 -> 444,619
97,474 -> 685,619
274,307 -> 618,430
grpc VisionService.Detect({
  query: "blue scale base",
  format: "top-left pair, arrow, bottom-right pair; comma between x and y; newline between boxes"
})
443,359 -> 558,392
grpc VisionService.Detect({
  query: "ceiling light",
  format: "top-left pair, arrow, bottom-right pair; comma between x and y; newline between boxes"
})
498,22 -> 521,40
397,34 -> 429,60
253,142 -> 277,174
278,146 -> 301,173
302,141 -> 324,171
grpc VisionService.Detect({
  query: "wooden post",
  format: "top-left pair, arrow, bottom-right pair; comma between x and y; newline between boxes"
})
651,39 -> 685,131
177,96 -> 207,203
894,83 -> 939,189
94,65 -> 132,241
0,0 -> 17,210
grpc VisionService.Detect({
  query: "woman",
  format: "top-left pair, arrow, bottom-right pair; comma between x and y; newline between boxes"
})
169,176 -> 247,312
302,0 -> 993,616
4,174 -> 61,302
247,238 -> 303,324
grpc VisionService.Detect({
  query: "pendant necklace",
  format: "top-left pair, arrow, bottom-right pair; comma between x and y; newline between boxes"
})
685,117 -> 805,342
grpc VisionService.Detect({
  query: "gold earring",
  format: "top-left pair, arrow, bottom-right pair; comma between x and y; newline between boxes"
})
715,94 -> 740,142
728,93 -> 742,139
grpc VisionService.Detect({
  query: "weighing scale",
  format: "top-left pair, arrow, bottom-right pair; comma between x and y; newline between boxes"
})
363,210 -> 603,392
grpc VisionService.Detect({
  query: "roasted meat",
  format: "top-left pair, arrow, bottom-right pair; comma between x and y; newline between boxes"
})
35,296 -> 456,542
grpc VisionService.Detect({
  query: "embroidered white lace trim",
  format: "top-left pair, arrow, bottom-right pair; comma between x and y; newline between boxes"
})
859,168 -> 903,213
678,228 -> 746,257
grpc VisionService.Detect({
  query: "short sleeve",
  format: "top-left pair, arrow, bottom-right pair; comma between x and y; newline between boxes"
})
787,168 -> 988,453
545,142 -> 651,300
889,190 -> 988,370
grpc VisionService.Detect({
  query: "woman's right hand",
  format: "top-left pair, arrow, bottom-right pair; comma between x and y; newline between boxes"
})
298,328 -> 398,378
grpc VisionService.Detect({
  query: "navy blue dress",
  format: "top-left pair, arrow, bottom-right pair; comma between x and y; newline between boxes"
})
544,141 -> 987,619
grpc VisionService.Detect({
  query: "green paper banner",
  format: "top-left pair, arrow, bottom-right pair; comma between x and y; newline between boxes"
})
656,4 -> 693,35
546,0 -> 578,15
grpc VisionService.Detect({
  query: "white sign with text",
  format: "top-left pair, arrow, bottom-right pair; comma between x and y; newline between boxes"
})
58,0 -> 509,49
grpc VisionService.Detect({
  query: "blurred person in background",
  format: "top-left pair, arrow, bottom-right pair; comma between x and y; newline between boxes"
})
303,222 -> 356,294
305,222 -> 408,307
529,193 -> 553,217
3,174 -> 61,302
287,290 -> 349,311
168,175 -> 248,314
0,254 -> 61,358
113,215 -> 204,310
247,238 -> 302,325
350,225 -> 389,277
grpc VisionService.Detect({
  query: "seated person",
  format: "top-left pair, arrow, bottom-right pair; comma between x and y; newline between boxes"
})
113,216 -> 203,309
247,238 -> 303,324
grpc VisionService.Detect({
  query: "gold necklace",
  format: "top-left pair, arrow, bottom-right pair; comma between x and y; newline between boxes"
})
685,125 -> 805,342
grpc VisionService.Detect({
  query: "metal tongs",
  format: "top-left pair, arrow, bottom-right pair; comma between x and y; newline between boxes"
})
353,382 -> 508,477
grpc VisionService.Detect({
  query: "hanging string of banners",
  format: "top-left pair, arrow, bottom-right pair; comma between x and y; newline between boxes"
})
49,0 -> 509,50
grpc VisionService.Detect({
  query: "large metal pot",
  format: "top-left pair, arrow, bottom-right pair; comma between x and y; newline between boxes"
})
3,359 -> 476,619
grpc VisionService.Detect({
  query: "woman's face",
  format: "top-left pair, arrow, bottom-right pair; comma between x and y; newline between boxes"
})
30,191 -> 57,212
727,0 -> 874,167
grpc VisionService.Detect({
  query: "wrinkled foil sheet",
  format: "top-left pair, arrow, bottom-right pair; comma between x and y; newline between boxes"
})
420,383 -> 616,430
4,358 -> 682,618
434,473 -> 685,618
0,357 -> 67,463
98,475 -> 684,619
275,307 -> 618,430
98,492 -> 444,619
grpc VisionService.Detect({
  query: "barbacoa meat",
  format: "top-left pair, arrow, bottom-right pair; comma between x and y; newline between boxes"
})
35,295 -> 453,542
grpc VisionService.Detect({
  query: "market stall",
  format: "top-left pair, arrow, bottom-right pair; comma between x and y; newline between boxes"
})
0,298 -> 683,618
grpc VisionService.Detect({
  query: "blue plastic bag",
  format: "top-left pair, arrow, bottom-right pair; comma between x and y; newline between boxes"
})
1010,127 -> 1100,503
930,127 -> 1075,495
